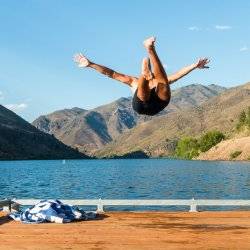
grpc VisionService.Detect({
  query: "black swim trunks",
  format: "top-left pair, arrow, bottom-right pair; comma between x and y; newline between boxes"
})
132,87 -> 170,116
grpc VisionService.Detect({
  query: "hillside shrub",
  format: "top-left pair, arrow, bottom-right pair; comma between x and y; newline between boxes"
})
175,130 -> 225,159
175,137 -> 199,160
230,150 -> 242,159
199,130 -> 225,152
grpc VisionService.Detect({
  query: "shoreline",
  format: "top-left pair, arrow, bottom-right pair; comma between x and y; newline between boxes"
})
0,157 -> 249,161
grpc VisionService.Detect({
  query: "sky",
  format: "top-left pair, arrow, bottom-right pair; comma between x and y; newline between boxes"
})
0,0 -> 249,121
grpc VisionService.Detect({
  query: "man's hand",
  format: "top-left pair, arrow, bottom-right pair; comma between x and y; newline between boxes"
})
73,53 -> 90,68
195,58 -> 210,69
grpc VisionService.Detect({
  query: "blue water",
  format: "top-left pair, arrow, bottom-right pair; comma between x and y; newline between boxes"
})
0,159 -> 250,211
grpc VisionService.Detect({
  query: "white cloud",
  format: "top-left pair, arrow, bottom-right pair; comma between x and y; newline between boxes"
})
163,64 -> 168,69
215,25 -> 232,30
240,46 -> 248,52
4,103 -> 28,112
0,91 -> 3,100
188,26 -> 200,31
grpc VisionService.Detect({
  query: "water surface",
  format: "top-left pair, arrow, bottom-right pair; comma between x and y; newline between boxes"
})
0,159 -> 249,211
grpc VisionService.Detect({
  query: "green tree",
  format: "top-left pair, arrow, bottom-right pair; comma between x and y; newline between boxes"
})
236,108 -> 250,130
239,110 -> 247,123
199,130 -> 225,152
175,137 -> 199,160
246,107 -> 250,128
236,110 -> 247,130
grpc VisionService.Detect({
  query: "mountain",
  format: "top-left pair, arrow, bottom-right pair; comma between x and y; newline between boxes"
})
197,136 -> 250,161
0,105 -> 89,160
33,84 -> 226,154
96,82 -> 250,158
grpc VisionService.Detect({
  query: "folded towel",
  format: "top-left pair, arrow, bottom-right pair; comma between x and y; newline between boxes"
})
9,199 -> 96,223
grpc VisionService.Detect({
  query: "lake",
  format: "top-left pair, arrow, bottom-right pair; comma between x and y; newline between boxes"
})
0,159 -> 250,211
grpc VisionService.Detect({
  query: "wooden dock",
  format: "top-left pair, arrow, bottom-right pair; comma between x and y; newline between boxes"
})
1,211 -> 250,249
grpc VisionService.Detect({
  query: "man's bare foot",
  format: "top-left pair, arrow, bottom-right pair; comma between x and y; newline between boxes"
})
141,58 -> 153,80
143,36 -> 156,49
73,53 -> 90,67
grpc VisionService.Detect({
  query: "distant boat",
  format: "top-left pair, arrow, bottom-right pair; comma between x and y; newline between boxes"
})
62,160 -> 66,164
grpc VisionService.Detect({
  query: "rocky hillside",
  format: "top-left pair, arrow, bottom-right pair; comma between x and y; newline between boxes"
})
197,137 -> 250,161
96,82 -> 250,158
33,84 -> 226,154
0,105 -> 89,160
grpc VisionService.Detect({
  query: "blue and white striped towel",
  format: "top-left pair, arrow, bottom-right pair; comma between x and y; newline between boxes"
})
9,200 -> 97,223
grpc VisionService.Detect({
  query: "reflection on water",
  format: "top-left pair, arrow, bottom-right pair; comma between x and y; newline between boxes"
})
0,159 -> 249,211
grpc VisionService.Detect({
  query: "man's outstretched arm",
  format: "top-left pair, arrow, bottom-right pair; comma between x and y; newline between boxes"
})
168,58 -> 210,84
74,53 -> 137,86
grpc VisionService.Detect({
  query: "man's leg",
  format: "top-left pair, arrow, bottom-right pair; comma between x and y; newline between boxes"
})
136,58 -> 151,102
144,37 -> 171,101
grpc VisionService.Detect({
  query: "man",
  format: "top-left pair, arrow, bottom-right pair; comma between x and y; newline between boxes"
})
74,37 -> 209,116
